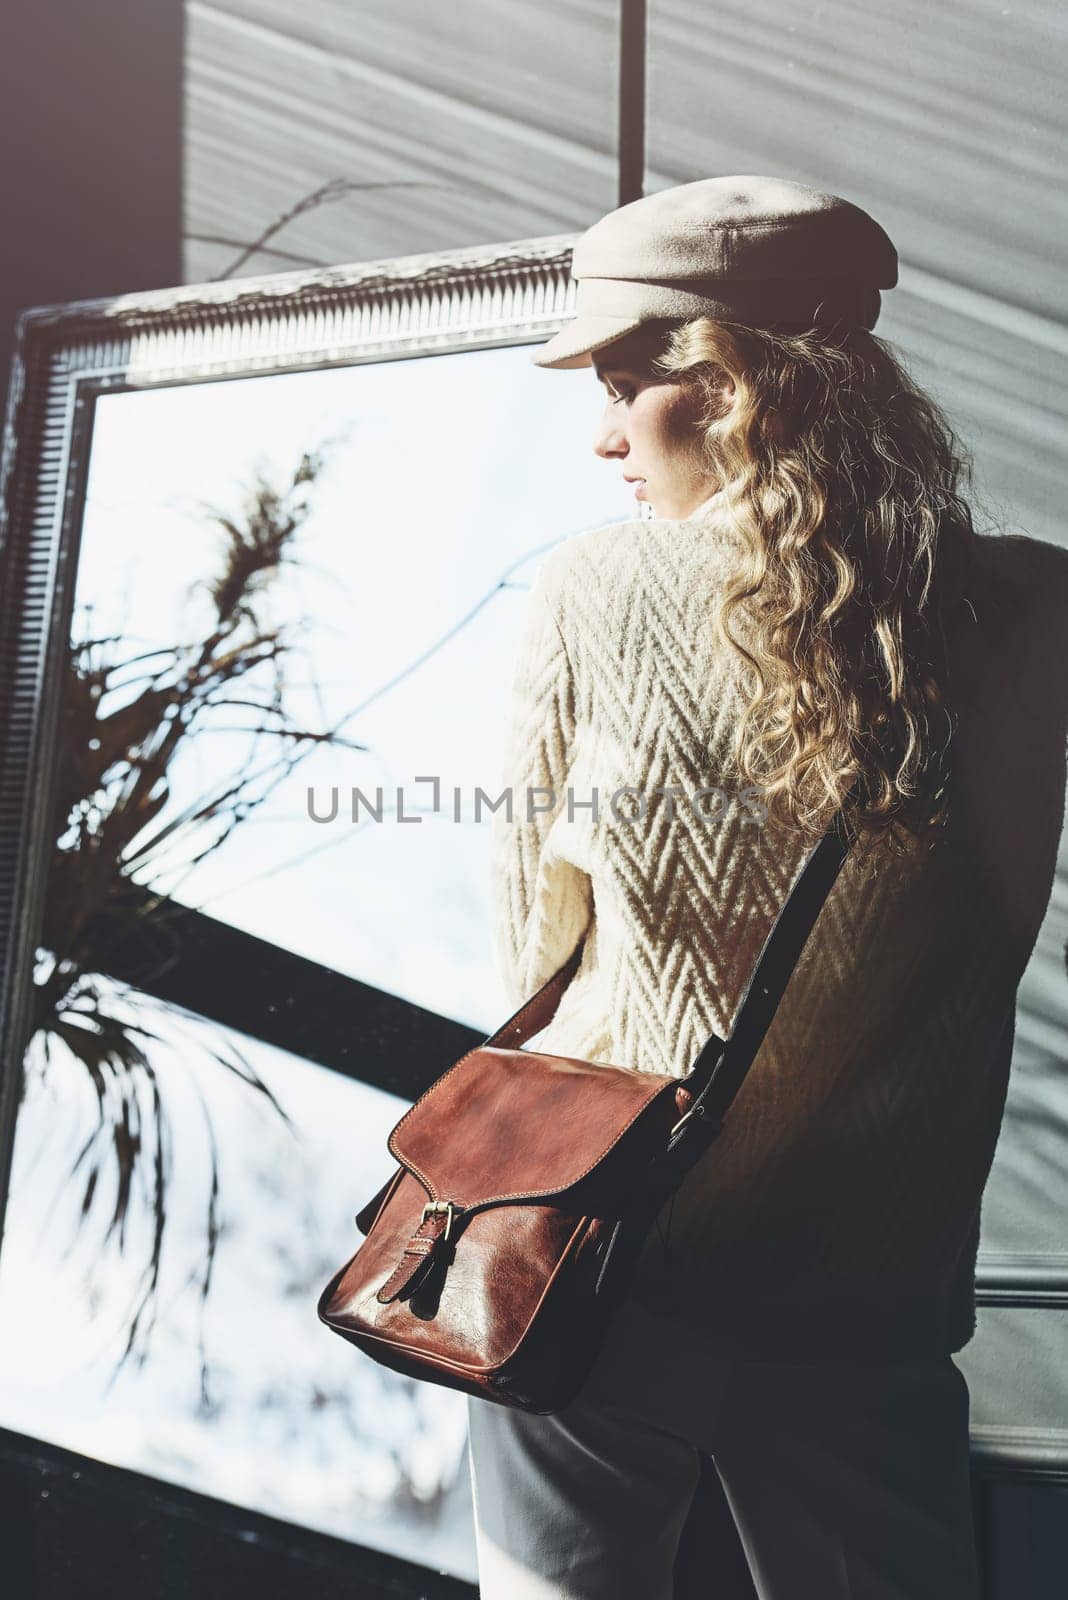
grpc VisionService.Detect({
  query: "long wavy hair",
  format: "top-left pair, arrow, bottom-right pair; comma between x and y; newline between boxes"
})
643,315 -> 983,857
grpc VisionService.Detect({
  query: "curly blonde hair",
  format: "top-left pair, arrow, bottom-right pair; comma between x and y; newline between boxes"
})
644,316 -> 982,857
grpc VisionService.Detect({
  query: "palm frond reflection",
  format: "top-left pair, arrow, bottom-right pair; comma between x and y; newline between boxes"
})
27,445 -> 359,1370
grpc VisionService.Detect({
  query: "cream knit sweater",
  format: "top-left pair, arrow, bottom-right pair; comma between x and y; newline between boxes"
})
489,495 -> 1068,1360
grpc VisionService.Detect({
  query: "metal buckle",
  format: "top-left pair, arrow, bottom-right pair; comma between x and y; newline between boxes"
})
420,1199 -> 456,1241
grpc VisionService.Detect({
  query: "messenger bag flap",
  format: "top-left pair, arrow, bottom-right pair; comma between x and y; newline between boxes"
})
386,1044 -> 677,1211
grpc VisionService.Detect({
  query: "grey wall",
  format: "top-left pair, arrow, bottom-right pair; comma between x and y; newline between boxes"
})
0,0 -> 184,411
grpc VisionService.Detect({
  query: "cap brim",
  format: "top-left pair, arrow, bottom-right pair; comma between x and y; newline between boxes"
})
530,312 -> 649,369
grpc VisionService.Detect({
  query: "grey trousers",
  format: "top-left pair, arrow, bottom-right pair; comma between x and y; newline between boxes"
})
465,1295 -> 980,1600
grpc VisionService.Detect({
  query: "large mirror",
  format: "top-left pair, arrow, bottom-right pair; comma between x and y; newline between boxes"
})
0,235 -> 1065,1587
0,242 -> 641,1583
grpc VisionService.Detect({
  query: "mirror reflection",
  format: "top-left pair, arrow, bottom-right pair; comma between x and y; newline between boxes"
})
0,341 -> 634,1580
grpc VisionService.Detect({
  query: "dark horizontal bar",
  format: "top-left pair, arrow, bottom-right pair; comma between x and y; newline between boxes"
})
80,883 -> 485,1103
969,1425 -> 1068,1485
975,1254 -> 1068,1309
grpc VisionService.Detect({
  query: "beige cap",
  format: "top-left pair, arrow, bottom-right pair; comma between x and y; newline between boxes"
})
533,175 -> 898,369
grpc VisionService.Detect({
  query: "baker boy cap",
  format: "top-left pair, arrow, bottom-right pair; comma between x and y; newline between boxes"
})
533,175 -> 898,369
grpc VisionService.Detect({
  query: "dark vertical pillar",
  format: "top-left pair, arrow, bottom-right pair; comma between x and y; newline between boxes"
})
618,0 -> 647,206
0,0 -> 184,408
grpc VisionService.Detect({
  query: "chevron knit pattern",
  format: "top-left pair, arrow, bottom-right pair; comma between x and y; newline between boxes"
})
489,495 -> 1068,1359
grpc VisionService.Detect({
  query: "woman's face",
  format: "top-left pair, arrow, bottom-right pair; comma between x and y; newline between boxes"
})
591,328 -> 728,518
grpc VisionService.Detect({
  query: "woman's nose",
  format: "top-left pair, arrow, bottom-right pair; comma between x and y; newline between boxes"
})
593,415 -> 628,460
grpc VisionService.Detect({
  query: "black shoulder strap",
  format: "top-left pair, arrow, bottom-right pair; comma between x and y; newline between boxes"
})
487,782 -> 864,1193
664,781 -> 862,1165
493,782 -> 863,1093
685,809 -> 858,1094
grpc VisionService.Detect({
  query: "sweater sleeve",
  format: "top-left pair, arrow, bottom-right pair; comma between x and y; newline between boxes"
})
489,554 -> 593,1010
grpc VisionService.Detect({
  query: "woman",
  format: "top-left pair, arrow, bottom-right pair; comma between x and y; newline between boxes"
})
467,178 -> 1068,1599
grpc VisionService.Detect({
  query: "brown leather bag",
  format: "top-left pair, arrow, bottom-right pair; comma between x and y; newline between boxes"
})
318,799 -> 859,1415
